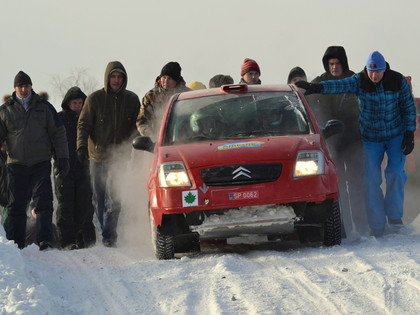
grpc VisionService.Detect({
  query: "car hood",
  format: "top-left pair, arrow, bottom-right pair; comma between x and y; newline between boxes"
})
158,135 -> 322,169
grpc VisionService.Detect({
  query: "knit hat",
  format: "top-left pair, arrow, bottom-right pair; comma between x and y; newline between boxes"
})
287,67 -> 307,84
160,62 -> 182,82
14,71 -> 32,87
241,58 -> 261,76
187,81 -> 206,90
366,51 -> 386,72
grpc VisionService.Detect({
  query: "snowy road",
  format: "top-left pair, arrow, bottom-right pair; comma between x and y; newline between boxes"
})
2,219 -> 419,315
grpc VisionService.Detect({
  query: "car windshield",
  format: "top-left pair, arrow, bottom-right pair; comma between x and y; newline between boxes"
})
163,91 -> 313,145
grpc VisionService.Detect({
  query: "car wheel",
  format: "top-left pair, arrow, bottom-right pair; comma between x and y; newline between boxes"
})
156,231 -> 175,260
323,200 -> 342,246
149,207 -> 175,260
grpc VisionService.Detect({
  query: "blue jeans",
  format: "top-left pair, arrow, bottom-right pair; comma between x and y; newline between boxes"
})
362,135 -> 406,231
90,161 -> 121,242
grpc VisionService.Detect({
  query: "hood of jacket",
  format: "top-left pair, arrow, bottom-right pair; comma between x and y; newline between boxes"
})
322,46 -> 350,74
104,61 -> 128,94
61,86 -> 87,110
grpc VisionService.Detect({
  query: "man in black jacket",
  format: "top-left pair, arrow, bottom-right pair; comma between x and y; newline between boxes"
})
306,46 -> 368,236
55,87 -> 96,250
0,71 -> 69,250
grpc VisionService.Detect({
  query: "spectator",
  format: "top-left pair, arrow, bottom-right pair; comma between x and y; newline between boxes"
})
0,71 -> 69,250
306,46 -> 367,236
239,58 -> 261,85
55,87 -> 96,250
209,74 -> 234,88
137,61 -> 190,141
287,66 -> 307,84
296,51 -> 416,237
77,61 -> 140,247
187,81 -> 206,90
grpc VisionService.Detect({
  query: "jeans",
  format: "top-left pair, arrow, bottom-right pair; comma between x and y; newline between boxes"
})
90,161 -> 121,243
362,135 -> 406,231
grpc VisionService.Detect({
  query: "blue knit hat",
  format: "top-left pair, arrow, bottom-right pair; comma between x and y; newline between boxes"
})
366,51 -> 386,72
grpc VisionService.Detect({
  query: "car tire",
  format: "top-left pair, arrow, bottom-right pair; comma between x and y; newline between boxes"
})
156,231 -> 175,260
323,200 -> 342,246
149,207 -> 175,260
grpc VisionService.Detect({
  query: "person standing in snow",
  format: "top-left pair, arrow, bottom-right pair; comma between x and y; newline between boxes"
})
77,62 -> 140,247
239,58 -> 262,85
0,71 -> 69,250
306,46 -> 368,236
55,87 -> 96,250
136,61 -> 190,141
296,51 -> 416,237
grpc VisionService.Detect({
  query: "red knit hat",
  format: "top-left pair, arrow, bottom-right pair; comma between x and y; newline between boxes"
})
241,58 -> 261,76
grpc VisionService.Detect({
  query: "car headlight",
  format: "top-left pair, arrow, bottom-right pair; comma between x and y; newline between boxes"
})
158,161 -> 191,187
293,150 -> 325,177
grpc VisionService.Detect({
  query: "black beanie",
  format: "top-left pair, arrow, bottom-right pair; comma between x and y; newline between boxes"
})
160,62 -> 182,82
14,71 -> 32,87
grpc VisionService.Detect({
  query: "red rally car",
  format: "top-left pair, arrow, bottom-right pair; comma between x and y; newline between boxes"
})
134,84 -> 343,259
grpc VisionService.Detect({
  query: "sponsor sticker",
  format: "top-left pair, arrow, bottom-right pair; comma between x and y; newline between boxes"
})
182,190 -> 198,207
218,141 -> 264,151
228,191 -> 259,200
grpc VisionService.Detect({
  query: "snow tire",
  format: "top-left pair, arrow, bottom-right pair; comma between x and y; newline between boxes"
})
156,232 -> 175,260
323,200 -> 342,246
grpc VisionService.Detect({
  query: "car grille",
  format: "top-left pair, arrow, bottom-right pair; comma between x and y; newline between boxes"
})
200,163 -> 282,186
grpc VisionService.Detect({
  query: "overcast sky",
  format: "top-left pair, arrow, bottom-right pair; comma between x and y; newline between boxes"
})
1,0 -> 419,109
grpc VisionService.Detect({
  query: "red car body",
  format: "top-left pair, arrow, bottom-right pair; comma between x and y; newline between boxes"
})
134,84 -> 342,259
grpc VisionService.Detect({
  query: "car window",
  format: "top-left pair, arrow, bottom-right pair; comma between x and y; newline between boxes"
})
163,91 -> 312,145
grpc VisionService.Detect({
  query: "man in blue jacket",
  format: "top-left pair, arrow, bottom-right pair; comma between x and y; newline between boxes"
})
296,51 -> 416,237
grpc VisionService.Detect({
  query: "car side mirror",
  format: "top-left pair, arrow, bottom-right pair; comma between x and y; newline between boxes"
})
132,136 -> 155,153
322,119 -> 344,139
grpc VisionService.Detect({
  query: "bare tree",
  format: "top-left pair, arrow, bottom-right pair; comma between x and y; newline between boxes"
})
50,68 -> 99,100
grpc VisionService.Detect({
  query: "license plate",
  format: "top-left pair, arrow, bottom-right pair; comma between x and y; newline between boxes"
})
229,191 -> 259,200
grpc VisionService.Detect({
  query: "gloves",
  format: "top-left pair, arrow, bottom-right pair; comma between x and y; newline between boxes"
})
56,158 -> 70,177
294,81 -> 323,95
77,146 -> 89,163
401,130 -> 414,155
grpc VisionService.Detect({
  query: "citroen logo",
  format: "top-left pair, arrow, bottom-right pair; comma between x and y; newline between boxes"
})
232,166 -> 251,179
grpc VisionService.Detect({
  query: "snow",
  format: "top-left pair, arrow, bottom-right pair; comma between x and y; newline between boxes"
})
1,211 -> 419,314
1,152 -> 420,314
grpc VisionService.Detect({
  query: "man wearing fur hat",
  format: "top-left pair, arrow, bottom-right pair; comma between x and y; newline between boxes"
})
306,46 -> 368,237
55,87 -> 96,250
0,71 -> 69,250
136,61 -> 190,141
239,58 -> 261,85
77,61 -> 140,247
296,51 -> 416,238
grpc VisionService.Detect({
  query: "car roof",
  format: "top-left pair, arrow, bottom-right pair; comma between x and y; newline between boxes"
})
177,84 -> 296,101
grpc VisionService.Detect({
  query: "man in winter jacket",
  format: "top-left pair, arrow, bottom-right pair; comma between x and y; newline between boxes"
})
306,46 -> 367,236
296,51 -> 416,237
77,61 -> 140,247
0,71 -> 69,250
136,61 -> 190,141
55,87 -> 96,250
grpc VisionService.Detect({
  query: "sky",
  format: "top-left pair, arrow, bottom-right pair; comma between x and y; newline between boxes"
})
1,0 -> 420,110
